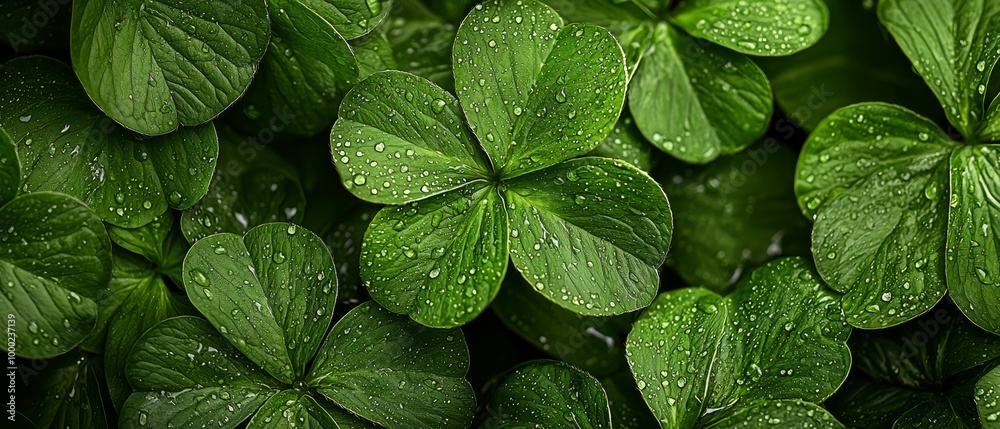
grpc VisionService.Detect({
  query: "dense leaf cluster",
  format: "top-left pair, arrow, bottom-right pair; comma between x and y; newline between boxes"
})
1,0 -> 999,428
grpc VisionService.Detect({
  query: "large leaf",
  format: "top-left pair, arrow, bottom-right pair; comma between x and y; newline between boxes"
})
482,360 -> 612,429
70,0 -> 270,135
307,301 -> 476,429
629,23 -> 772,164
122,316 -> 281,429
183,222 -> 338,384
0,127 -> 17,205
452,0 -> 628,176
626,257 -> 851,427
0,56 -> 219,228
360,183 -> 508,327
671,0 -> 829,56
0,191 -> 111,358
796,103 -> 956,328
879,0 -> 1000,138
330,71 -> 491,205
504,157 -> 671,316
18,350 -> 110,429
661,141 -> 810,291
948,145 -> 1000,334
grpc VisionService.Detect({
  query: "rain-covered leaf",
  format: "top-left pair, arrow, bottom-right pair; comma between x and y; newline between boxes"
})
504,157 -> 671,316
107,210 -> 188,283
947,145 -> 1000,335
661,141 -> 810,291
183,222 -> 338,384
628,23 -> 772,164
452,0 -> 628,176
826,377 -> 934,429
307,301 -> 476,429
385,0 -> 457,90
671,0 -> 829,56
492,275 -> 632,377
0,127 -> 18,205
361,184 -> 508,327
589,114 -> 653,171
0,191 -> 111,358
540,0 -> 647,35
121,316 -> 282,429
878,0 -> 1000,138
981,99 -> 1000,141
699,400 -> 845,429
352,32 -> 396,80
482,360 -> 612,428
978,364 -> 1000,427
330,70 -> 491,205
0,56 -> 219,228
795,102 -> 956,328
69,0 -> 270,135
17,350 -> 111,429
104,250 -> 190,409
626,257 -> 851,427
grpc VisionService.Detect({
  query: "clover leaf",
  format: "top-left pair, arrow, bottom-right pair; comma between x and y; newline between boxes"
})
69,0 -> 270,136
120,222 -> 475,428
544,0 -> 828,163
330,0 -> 672,328
0,127 -> 113,358
483,360 -> 612,429
0,56 -> 219,228
626,257 -> 850,428
826,303 -> 1000,428
231,0 -> 394,136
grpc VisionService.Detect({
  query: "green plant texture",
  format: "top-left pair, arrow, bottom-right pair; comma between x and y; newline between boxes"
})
1,0 -> 999,428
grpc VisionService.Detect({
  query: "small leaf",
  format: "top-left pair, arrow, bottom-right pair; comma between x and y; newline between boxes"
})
482,360 -> 612,428
700,399 -> 845,429
361,184 -> 508,327
0,56 -> 219,228
0,192 -> 111,358
671,0 -> 829,56
246,390 -> 339,429
122,316 -> 281,429
108,210 -> 188,283
18,350 -> 111,429
70,0 -> 270,135
796,103 -> 956,328
183,223 -> 338,383
453,0 -> 628,176
504,157 -> 671,316
588,113 -> 653,171
629,23 -> 772,164
307,301 -> 475,429
879,0 -> 1000,138
947,145 -> 1000,335
331,71 -> 491,205
826,377 -> 934,429
384,2 -> 456,90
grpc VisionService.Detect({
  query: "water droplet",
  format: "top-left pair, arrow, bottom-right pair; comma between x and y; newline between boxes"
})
191,270 -> 210,286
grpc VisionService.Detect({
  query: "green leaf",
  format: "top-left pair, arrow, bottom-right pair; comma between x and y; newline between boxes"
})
331,71 -> 491,205
384,1 -> 456,91
182,165 -> 307,242
948,145 -> 1000,334
232,0 -> 362,136
977,364 -> 1000,427
361,184 -> 508,327
352,32 -> 397,80
589,114 -> 653,171
627,258 -> 851,427
796,103 -> 956,328
671,0 -> 829,56
0,191 -> 111,358
69,0 -> 270,135
0,127 -> 18,205
482,360 -> 612,429
296,0 -> 392,40
19,350 -> 110,429
108,210 -> 188,283
981,97 -> 1000,141
756,0 -> 941,131
540,0 -> 647,35
826,377 -> 934,429
626,288 -> 727,428
307,301 -> 475,429
0,56 -> 219,228
504,157 -> 671,315
105,251 -> 190,409
323,204 -> 379,306
246,390 -> 339,429
453,0 -> 628,176
661,141 -> 810,291
183,223 -> 338,384
492,275 -> 632,376
878,0 -> 1000,138
701,400 -> 845,429
628,23 -> 772,164
122,316 -> 281,429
